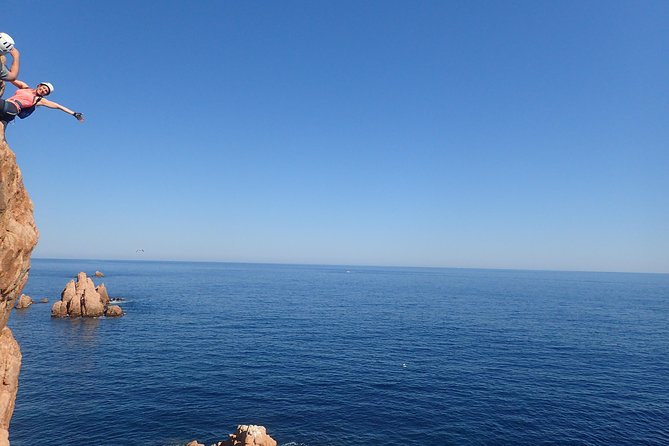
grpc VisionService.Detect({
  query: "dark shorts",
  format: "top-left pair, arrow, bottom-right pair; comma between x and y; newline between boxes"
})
0,99 -> 18,122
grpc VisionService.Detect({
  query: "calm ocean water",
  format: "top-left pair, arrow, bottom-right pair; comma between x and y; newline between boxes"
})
7,259 -> 669,446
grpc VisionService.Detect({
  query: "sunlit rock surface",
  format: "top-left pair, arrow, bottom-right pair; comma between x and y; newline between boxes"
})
0,124 -> 39,445
14,295 -> 32,310
188,425 -> 277,446
51,272 -> 123,318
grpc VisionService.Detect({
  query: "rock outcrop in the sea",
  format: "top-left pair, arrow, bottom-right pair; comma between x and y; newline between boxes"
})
0,123 -> 39,445
51,272 -> 123,318
187,425 -> 277,446
105,305 -> 123,317
14,295 -> 32,309
94,271 -> 104,277
222,425 -> 277,446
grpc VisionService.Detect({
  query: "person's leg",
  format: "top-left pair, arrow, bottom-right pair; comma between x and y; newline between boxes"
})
0,99 -> 17,121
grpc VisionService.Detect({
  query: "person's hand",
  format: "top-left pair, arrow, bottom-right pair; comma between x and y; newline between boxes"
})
73,112 -> 84,122
9,47 -> 18,58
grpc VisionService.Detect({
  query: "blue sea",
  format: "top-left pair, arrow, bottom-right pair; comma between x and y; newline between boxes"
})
7,259 -> 669,446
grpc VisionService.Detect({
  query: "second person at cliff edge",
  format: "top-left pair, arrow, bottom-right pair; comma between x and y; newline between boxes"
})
0,80 -> 84,123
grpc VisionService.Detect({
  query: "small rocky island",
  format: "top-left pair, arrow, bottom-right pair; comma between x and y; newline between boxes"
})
15,294 -> 33,309
187,425 -> 277,446
51,272 -> 123,318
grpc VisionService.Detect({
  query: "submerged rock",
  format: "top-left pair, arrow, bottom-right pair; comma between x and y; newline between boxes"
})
94,271 -> 105,277
51,272 -> 123,318
15,294 -> 33,309
40,298 -> 48,304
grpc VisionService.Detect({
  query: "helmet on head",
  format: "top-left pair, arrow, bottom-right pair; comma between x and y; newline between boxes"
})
0,33 -> 14,54
38,82 -> 54,95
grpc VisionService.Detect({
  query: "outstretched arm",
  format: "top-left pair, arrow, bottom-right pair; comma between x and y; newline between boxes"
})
3,48 -> 20,81
36,98 -> 84,122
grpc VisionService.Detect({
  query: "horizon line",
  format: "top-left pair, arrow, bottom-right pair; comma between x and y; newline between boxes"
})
31,257 -> 669,276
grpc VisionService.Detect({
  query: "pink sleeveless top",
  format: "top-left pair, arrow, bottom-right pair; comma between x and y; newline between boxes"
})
7,88 -> 37,110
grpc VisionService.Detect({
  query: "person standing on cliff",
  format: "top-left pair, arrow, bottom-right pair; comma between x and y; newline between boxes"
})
0,33 -> 20,97
0,80 -> 84,123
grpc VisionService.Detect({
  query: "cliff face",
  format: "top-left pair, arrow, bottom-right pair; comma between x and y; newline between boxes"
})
0,122 -> 39,445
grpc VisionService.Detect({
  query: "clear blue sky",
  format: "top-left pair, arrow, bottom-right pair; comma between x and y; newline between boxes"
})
4,0 -> 668,272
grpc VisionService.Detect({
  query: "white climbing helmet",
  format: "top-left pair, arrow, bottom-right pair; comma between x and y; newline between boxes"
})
0,33 -> 14,54
38,82 -> 54,95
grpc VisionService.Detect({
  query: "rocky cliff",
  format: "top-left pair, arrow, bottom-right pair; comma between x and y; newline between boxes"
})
0,122 -> 39,445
